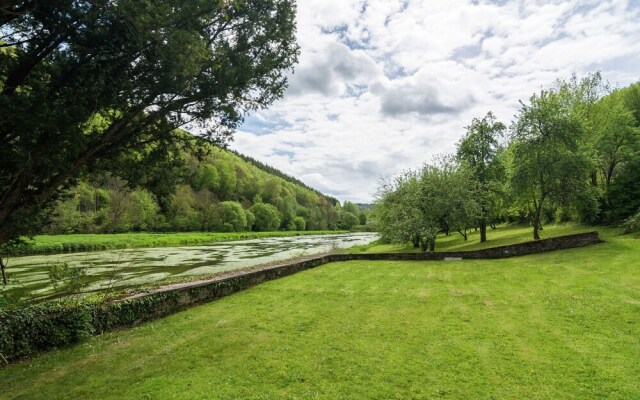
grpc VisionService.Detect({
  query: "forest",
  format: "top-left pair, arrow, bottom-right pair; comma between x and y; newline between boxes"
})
42,140 -> 369,235
374,73 -> 640,251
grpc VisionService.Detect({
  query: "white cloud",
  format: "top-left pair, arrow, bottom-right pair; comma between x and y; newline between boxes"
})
231,0 -> 640,203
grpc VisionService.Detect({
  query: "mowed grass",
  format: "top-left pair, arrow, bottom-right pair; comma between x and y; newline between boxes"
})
1,228 -> 639,399
13,230 -> 347,256
350,223 -> 595,253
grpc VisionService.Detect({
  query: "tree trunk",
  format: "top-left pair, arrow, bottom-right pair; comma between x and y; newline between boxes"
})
480,220 -> 487,243
590,172 -> 598,187
412,235 -> 420,248
420,239 -> 428,252
441,219 -> 450,236
457,229 -> 467,241
533,204 -> 543,240
0,255 -> 7,286
429,239 -> 435,252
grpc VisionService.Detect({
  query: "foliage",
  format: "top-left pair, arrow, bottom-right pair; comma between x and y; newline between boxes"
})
229,149 -> 339,205
335,210 -> 359,230
38,143 -> 342,237
374,160 -> 479,251
0,0 -> 300,248
0,292 -> 182,361
621,210 -> 640,234
249,203 -> 282,232
509,84 -> 592,239
47,263 -> 88,296
293,216 -> 306,231
456,111 -> 506,242
372,73 -> 639,245
609,157 -> 640,221
210,201 -> 247,232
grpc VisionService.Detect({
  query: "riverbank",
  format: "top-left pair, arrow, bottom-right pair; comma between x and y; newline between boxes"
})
6,230 -> 350,256
2,228 -> 638,398
2,233 -> 378,303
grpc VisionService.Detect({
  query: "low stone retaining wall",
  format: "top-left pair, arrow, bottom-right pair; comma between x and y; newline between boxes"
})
128,231 -> 602,309
344,231 -> 603,261
0,231 -> 602,363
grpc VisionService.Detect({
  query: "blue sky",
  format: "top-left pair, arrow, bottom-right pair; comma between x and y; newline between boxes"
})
231,0 -> 640,203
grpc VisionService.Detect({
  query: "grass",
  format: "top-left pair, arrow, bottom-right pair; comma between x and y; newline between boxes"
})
11,230 -> 348,256
1,226 -> 639,399
349,223 -> 595,253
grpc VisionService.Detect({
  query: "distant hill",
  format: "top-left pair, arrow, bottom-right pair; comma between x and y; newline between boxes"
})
44,139 -> 346,234
229,149 -> 340,205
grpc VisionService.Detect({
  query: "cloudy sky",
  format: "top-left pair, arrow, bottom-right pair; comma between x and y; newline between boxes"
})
230,0 -> 640,203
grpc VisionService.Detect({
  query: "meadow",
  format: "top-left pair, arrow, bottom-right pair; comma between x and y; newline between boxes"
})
1,225 -> 638,399
10,230 -> 347,256
349,223 -> 596,253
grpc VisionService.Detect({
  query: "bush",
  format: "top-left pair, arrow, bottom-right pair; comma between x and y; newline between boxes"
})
245,210 -> 255,231
211,201 -> 247,232
249,203 -> 281,231
622,210 -> 640,234
48,263 -> 88,295
294,216 -> 306,231
0,292 -> 181,361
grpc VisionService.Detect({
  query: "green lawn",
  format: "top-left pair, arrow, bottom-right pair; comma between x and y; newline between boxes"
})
11,230 -> 347,256
1,227 -> 639,399
349,223 -> 596,253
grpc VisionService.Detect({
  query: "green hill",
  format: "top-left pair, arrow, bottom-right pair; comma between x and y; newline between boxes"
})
42,139 -> 354,235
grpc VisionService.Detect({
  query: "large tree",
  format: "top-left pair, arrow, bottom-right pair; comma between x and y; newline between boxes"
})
591,89 -> 639,215
510,88 -> 591,240
374,161 -> 479,252
374,171 -> 432,250
0,0 -> 299,282
456,111 -> 506,242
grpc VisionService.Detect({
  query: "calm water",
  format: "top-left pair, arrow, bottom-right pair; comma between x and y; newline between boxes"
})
6,233 -> 378,300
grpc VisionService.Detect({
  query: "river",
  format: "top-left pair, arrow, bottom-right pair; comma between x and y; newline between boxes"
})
5,232 -> 378,301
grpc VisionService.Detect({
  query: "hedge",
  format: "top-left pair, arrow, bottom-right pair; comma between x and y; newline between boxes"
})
0,292 -> 182,362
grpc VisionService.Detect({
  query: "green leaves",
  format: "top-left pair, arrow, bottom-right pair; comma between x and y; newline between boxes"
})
374,161 -> 480,251
0,0 -> 299,246
509,81 -> 593,238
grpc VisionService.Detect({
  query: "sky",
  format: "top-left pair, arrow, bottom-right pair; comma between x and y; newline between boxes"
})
230,0 -> 640,204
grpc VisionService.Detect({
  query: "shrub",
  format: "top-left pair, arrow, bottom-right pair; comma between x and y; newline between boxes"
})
211,201 -> 247,232
294,216 -> 306,231
48,263 -> 88,295
0,292 -> 181,361
249,203 -> 281,231
622,210 -> 640,234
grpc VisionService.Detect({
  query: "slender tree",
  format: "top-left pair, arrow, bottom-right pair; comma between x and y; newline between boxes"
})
456,112 -> 506,242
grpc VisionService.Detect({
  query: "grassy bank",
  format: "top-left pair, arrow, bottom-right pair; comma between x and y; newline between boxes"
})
9,230 -> 348,256
1,228 -> 638,399
349,223 -> 595,253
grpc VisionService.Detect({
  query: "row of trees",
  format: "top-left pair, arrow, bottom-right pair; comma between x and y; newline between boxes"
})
375,73 -> 640,250
44,145 -> 368,234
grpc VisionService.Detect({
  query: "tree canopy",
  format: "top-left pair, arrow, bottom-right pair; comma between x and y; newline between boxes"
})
373,73 -> 640,244
456,111 -> 506,242
0,0 -> 299,247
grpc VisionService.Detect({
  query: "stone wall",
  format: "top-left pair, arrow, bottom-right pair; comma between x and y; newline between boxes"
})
132,231 -> 602,309
342,231 -> 603,261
